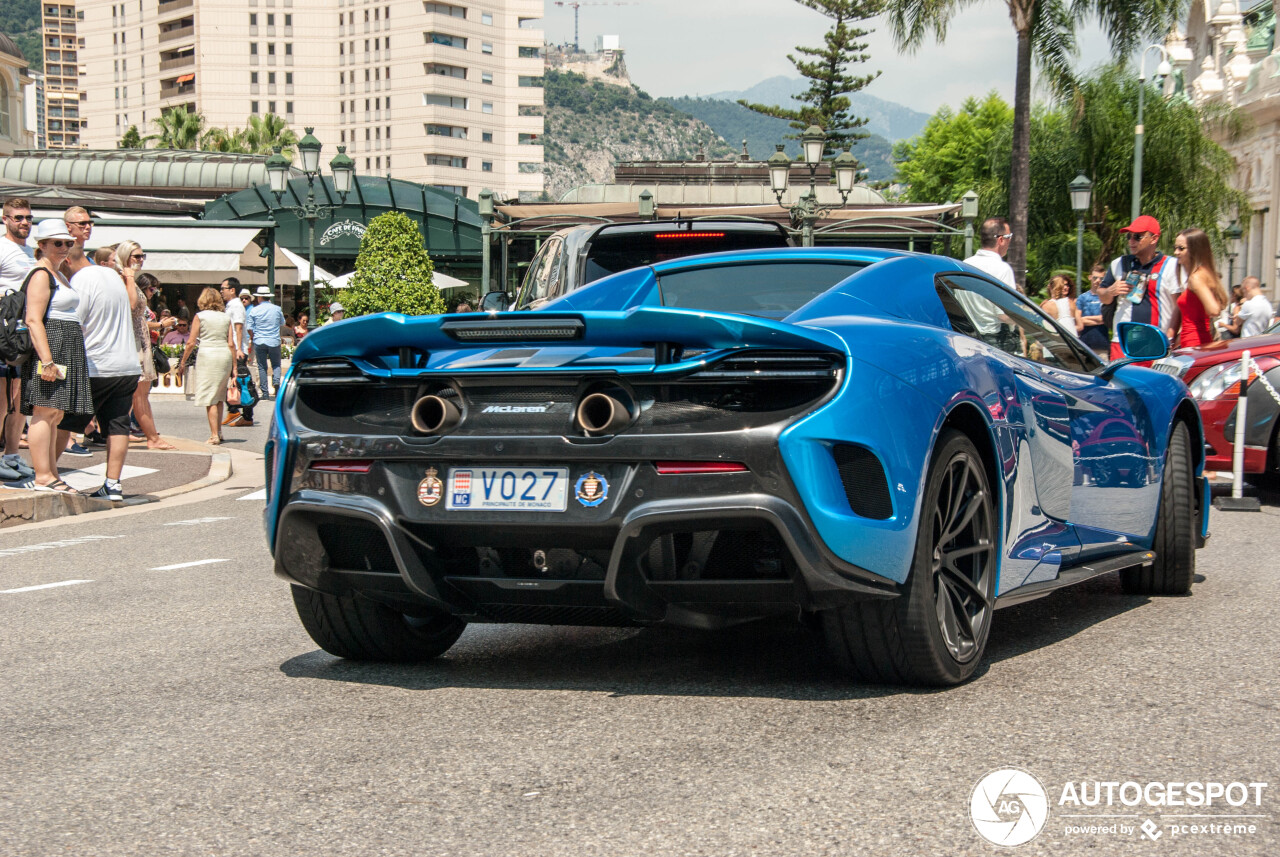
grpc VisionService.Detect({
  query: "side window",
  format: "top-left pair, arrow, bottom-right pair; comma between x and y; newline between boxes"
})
516,238 -> 560,309
940,274 -> 1091,374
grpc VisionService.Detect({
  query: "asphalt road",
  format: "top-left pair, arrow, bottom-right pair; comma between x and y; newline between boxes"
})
1,400 -> 1277,856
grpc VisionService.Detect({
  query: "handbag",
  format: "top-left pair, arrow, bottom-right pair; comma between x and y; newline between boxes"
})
152,347 -> 171,374
227,376 -> 241,406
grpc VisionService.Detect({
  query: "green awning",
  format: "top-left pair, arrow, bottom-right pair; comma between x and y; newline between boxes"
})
202,175 -> 482,262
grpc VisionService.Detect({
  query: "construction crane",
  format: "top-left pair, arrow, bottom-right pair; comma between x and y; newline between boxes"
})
553,1 -> 633,52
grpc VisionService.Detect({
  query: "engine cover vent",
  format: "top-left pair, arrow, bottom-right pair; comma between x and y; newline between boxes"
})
832,444 -> 893,520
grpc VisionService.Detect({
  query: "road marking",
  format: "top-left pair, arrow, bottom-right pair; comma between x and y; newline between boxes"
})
2,580 -> 93,594
59,463 -> 158,492
0,535 -> 125,558
165,516 -> 233,527
238,489 -> 267,501
150,559 -> 230,571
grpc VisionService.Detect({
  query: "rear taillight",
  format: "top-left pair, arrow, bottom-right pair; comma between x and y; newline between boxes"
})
654,232 -> 726,240
655,461 -> 749,475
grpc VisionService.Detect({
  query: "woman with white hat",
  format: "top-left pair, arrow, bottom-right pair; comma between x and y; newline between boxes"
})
10,220 -> 92,492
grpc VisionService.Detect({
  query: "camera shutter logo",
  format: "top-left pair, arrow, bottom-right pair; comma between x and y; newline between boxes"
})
970,768 -> 1050,846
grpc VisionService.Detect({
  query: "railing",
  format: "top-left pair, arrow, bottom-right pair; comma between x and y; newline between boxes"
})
159,24 -> 195,42
159,54 -> 195,72
158,0 -> 194,12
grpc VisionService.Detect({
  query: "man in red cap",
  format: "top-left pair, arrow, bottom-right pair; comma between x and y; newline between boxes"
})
1098,215 -> 1182,358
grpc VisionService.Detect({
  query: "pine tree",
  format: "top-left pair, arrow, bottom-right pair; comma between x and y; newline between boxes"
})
342,212 -> 446,318
738,0 -> 883,156
117,125 -> 144,149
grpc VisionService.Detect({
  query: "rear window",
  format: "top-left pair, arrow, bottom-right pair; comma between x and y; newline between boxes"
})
656,261 -> 866,319
582,228 -> 789,285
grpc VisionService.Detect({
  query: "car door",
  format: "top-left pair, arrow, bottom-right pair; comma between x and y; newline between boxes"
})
938,274 -> 1082,586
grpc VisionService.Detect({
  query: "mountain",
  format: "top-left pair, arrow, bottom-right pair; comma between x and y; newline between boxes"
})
704,76 -> 931,143
540,70 -> 735,200
0,0 -> 43,70
660,97 -> 896,183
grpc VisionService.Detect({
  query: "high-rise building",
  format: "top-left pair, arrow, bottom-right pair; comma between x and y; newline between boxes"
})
25,71 -> 49,149
42,1 -> 85,148
78,1 -> 545,200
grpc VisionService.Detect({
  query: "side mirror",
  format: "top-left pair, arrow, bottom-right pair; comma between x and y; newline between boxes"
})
1100,322 -> 1169,378
479,290 -> 509,312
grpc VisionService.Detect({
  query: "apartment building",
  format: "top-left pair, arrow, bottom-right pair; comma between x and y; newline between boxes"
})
77,0 -> 545,200
42,2 -> 86,148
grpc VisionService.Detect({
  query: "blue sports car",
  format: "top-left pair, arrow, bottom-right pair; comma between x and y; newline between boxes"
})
264,248 -> 1209,686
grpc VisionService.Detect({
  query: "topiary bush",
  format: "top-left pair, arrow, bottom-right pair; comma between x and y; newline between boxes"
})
341,211 -> 446,317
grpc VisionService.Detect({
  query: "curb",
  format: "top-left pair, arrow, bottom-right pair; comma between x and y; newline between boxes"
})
0,449 -> 234,529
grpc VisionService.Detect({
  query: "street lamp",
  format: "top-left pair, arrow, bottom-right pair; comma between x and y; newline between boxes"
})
1069,172 -> 1093,291
960,189 -> 979,258
1132,45 -> 1174,220
768,126 -> 859,247
1224,219 -> 1243,285
266,128 -> 355,330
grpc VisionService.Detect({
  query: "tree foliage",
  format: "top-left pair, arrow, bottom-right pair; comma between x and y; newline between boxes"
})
883,0 -> 1184,287
739,0 -> 883,158
116,125 -> 145,149
145,105 -> 206,149
121,110 -> 297,158
895,69 -> 1247,296
342,212 -> 445,318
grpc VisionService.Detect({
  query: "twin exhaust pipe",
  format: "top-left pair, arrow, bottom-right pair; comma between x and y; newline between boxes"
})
409,390 -> 633,436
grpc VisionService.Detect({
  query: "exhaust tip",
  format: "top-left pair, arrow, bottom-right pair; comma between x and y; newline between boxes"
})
577,391 -> 633,436
411,394 -> 461,435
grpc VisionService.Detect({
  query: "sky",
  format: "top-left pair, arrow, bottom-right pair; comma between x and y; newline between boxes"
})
540,0 -> 1117,115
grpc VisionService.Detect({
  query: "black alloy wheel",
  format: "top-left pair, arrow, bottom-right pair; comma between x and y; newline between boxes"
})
822,429 -> 997,686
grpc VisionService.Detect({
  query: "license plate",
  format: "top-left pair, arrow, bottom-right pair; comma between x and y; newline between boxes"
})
446,467 -> 569,511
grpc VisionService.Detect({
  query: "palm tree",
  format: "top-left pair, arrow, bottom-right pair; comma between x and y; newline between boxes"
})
146,105 -> 207,149
200,126 -> 250,153
884,0 -> 1182,288
244,113 -> 298,156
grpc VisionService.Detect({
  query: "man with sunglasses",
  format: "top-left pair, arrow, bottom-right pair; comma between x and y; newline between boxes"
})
63,206 -> 94,259
1098,215 -> 1183,360
0,198 -> 37,482
962,218 -> 1018,291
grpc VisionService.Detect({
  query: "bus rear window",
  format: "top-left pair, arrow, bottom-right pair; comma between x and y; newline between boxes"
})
582,229 -> 789,285
656,261 -> 866,319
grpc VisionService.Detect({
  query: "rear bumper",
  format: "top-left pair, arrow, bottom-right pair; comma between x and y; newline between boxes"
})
271,438 -> 900,627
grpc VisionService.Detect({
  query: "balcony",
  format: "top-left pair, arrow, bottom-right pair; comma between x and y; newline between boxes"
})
159,24 -> 195,43
158,0 -> 194,12
159,54 -> 195,72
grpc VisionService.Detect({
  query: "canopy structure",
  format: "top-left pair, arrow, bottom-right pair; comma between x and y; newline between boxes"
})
279,246 -> 339,286
86,221 -> 298,287
327,269 -> 471,290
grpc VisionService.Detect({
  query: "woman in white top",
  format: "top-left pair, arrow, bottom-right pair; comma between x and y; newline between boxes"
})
1041,274 -> 1083,334
15,220 -> 92,492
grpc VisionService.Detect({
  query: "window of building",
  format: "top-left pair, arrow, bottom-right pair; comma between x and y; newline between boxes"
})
426,123 -> 466,138
366,158 -> 371,169
286,72 -> 293,84
249,13 -> 257,25
423,3 -> 466,17
386,66 -> 391,79
340,71 -> 345,84
376,157 -> 381,170
365,98 -> 371,110
431,184 -> 467,196
284,14 -> 292,26
518,46 -> 540,59
481,102 -> 493,114
340,128 -> 346,141
268,101 -> 276,113
425,62 -> 465,79
375,68 -> 380,80
386,126 -> 391,139
365,69 -> 370,82
374,38 -> 380,50
482,12 -> 493,25
267,13 -> 274,26
481,42 -> 493,55
481,161 -> 493,172
267,43 -> 275,56
518,76 -> 543,87
386,156 -> 391,170
364,39 -> 370,52
251,71 -> 259,84
519,133 -> 539,145
481,71 -> 493,84
365,128 -> 371,141
268,72 -> 276,84
251,100 -> 259,113
426,32 -> 466,49
285,43 -> 292,56
425,94 -> 467,109
286,101 -> 294,114
250,43 -> 258,55
481,131 -> 493,143
426,154 -> 466,168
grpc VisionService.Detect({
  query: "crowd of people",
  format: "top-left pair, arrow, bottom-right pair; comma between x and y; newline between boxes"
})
0,196 -> 349,500
963,214 -> 1278,360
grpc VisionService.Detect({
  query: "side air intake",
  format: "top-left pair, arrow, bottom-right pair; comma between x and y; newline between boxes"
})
832,444 -> 893,520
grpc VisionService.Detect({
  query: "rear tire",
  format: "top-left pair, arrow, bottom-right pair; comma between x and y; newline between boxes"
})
1121,421 -> 1195,595
821,430 -> 997,686
291,585 -> 466,662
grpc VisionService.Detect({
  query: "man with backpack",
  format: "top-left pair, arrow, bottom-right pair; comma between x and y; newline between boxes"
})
0,198 -> 36,482
1098,215 -> 1183,359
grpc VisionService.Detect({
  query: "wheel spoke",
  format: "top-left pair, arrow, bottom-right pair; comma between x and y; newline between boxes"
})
939,558 -> 988,602
941,488 -> 985,544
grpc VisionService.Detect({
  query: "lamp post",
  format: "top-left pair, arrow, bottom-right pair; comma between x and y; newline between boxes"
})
1133,46 -> 1174,220
768,125 -> 859,247
477,189 -> 495,294
265,128 -> 355,330
960,189 -> 979,258
1224,219 -> 1243,285
1069,172 -> 1093,291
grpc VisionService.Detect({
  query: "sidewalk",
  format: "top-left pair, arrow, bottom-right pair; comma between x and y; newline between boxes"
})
0,436 -> 232,528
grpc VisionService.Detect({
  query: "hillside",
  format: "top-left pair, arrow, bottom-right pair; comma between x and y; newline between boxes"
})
661,96 -> 897,183
541,70 -> 735,200
0,0 -> 42,71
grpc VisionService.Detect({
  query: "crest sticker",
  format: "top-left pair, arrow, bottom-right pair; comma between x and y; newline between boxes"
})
417,467 -> 444,507
575,471 -> 609,507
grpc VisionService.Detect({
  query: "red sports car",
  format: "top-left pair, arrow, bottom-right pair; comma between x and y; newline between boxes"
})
1154,322 -> 1280,477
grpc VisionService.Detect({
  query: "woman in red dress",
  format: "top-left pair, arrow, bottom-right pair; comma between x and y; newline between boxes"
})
1172,228 -> 1227,348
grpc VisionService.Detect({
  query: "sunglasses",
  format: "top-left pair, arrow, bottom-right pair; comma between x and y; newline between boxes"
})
66,220 -> 93,227
44,239 -> 74,248
5,214 -> 34,222
131,253 -> 147,261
